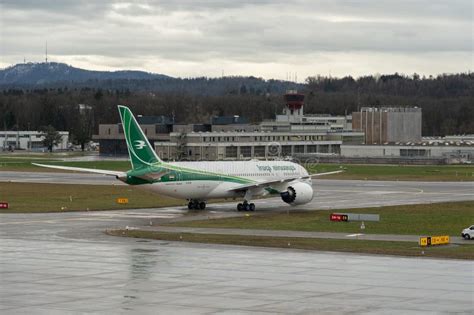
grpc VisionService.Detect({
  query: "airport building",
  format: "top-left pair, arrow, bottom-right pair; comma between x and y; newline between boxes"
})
352,107 -> 422,144
155,130 -> 363,161
341,142 -> 474,161
93,93 -> 460,162
93,115 -> 173,155
154,91 -> 363,160
94,91 -> 363,159
0,131 -> 69,151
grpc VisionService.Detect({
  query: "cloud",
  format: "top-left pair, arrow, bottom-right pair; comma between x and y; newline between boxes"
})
0,0 -> 472,78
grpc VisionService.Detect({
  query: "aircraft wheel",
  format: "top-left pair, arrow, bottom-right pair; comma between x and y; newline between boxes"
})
188,202 -> 194,210
244,203 -> 250,211
237,203 -> 243,211
199,202 -> 206,210
249,203 -> 255,211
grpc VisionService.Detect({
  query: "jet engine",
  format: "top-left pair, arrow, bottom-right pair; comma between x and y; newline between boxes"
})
280,182 -> 314,205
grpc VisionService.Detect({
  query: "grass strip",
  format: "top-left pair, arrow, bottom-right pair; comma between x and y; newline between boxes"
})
0,159 -> 129,172
166,201 -> 474,236
308,163 -> 474,181
107,229 -> 474,260
0,182 -> 182,213
0,155 -> 473,181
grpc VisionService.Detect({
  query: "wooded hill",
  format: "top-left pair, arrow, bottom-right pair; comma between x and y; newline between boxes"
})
0,66 -> 472,148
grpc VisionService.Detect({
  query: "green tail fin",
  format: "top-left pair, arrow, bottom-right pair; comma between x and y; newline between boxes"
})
118,105 -> 162,169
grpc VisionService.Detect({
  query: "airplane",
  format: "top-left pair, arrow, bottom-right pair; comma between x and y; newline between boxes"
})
34,105 -> 343,211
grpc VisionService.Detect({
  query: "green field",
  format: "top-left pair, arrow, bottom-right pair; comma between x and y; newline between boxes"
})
307,163 -> 474,181
0,182 -> 182,213
167,201 -> 474,236
108,230 -> 474,260
0,154 -> 129,172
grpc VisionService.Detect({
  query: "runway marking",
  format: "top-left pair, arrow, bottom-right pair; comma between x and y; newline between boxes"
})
0,214 -> 185,225
419,190 -> 474,195
315,189 -> 421,194
0,218 -> 120,225
365,190 -> 414,195
346,233 -> 365,237
358,184 -> 388,187
316,188 -> 474,197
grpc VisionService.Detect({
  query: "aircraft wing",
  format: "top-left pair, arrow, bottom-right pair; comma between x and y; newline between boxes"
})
228,170 -> 344,192
32,163 -> 126,177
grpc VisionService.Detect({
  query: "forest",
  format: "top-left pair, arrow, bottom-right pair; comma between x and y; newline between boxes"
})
0,72 -> 472,147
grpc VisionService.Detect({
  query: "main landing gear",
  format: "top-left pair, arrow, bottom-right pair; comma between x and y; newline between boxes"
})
237,201 -> 255,212
188,200 -> 206,210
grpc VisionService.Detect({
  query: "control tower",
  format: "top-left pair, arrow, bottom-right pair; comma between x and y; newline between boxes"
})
282,90 -> 305,123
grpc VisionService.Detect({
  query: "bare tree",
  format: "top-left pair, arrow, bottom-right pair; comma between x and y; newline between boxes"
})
39,125 -> 62,152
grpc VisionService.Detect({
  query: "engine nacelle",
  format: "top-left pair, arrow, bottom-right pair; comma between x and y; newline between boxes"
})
280,182 -> 314,205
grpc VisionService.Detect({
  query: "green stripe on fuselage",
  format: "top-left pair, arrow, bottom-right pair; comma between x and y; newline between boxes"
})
124,162 -> 255,186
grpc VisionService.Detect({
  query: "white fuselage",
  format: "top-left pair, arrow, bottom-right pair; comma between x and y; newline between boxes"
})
140,160 -> 311,201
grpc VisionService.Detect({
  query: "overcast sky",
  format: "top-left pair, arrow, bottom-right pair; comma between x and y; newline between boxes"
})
0,0 -> 472,79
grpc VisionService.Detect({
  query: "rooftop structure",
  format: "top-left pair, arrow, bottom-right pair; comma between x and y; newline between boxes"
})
263,90 -> 353,132
211,115 -> 248,125
136,115 -> 173,125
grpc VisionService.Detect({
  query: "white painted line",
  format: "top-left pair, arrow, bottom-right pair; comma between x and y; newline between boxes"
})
346,233 -> 364,237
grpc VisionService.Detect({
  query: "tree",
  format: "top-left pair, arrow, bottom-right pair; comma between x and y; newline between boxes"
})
39,125 -> 62,152
72,105 -> 94,151
73,121 -> 92,151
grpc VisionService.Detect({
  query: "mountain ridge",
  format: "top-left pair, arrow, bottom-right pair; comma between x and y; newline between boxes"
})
0,62 -> 303,96
0,62 -> 171,85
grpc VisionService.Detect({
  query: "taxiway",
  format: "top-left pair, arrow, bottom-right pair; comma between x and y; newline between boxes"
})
0,209 -> 473,314
0,173 -> 473,313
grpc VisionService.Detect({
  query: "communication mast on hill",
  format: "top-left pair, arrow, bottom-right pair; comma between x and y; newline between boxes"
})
45,41 -> 48,63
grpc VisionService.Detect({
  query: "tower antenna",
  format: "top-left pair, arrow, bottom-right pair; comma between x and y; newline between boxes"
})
45,41 -> 48,63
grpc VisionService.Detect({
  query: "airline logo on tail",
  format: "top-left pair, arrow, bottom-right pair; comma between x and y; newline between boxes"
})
117,105 -> 162,169
134,140 -> 146,150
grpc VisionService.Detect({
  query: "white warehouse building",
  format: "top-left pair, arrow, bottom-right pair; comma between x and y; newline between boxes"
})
341,143 -> 474,161
1,131 -> 69,151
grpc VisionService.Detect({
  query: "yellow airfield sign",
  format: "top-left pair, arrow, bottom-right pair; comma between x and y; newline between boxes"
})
419,235 -> 450,247
116,198 -> 129,204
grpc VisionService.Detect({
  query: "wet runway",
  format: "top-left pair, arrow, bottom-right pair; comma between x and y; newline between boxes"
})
0,208 -> 473,313
1,173 -> 473,313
